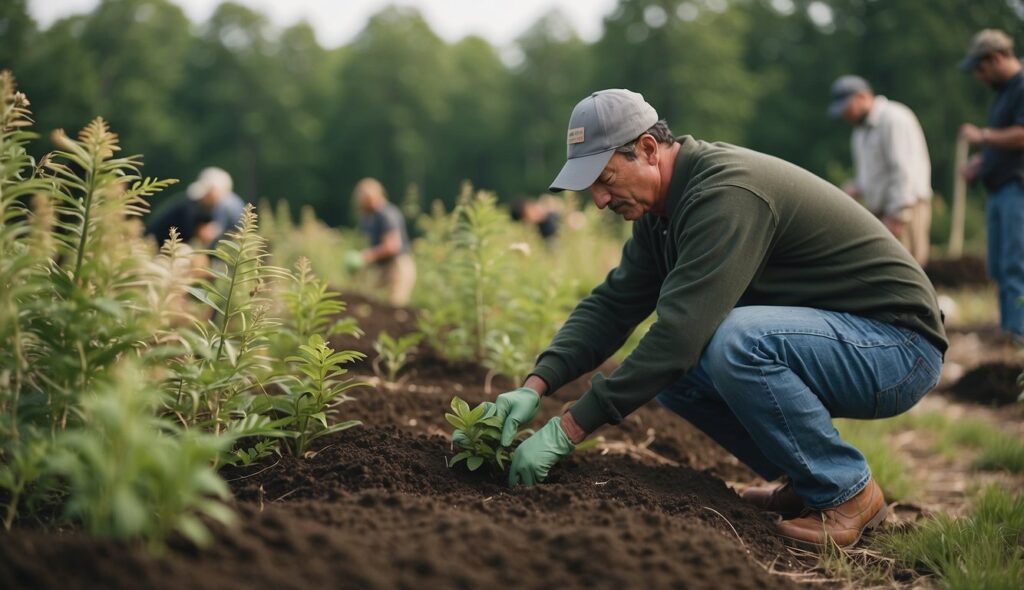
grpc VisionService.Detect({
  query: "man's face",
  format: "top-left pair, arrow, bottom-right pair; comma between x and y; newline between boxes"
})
588,141 -> 663,221
840,92 -> 871,125
973,54 -> 999,86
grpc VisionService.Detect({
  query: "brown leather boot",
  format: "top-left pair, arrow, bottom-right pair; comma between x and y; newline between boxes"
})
776,478 -> 888,549
740,479 -> 805,518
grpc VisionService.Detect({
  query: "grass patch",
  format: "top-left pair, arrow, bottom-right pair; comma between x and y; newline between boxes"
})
835,418 -> 915,502
909,411 -> 1024,474
874,486 -> 1024,590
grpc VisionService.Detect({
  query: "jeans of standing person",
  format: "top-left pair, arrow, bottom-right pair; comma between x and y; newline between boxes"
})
656,306 -> 942,509
986,180 -> 1024,338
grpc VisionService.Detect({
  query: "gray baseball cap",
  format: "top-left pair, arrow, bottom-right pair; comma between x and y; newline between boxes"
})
549,89 -> 659,192
827,75 -> 872,118
959,29 -> 1014,71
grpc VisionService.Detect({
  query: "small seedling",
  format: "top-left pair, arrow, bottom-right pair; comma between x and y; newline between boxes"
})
373,330 -> 423,384
445,396 -> 510,471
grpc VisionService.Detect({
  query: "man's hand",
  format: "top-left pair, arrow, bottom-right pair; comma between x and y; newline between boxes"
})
495,387 -> 540,446
344,250 -> 365,273
508,417 -> 575,487
961,153 -> 983,182
960,123 -> 985,145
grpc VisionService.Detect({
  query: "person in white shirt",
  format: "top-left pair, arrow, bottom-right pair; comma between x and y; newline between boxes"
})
829,76 -> 933,265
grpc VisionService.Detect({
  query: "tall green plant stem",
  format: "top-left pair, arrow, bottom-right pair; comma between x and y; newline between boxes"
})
71,155 -> 98,285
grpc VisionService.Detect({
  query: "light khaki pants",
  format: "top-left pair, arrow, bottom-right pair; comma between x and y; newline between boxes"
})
379,254 -> 416,307
898,199 -> 931,266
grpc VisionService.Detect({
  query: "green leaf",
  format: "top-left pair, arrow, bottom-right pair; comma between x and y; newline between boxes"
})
445,414 -> 466,430
467,456 -> 484,471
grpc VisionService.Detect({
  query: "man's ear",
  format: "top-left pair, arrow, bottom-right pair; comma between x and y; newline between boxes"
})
639,134 -> 659,164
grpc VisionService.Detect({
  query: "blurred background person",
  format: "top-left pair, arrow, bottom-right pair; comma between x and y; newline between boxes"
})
510,195 -> 561,246
187,167 -> 245,246
829,75 -> 933,266
958,29 -> 1024,346
145,195 -> 218,249
347,177 -> 416,307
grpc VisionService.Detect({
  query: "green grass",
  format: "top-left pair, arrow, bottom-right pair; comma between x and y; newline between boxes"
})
910,412 -> 1024,474
874,486 -> 1024,590
835,418 -> 915,501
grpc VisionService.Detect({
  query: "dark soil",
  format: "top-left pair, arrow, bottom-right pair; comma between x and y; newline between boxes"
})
946,361 -> 1023,407
924,255 -> 990,288
0,294 -> 803,590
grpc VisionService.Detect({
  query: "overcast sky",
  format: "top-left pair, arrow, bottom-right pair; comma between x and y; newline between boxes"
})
29,0 -> 621,47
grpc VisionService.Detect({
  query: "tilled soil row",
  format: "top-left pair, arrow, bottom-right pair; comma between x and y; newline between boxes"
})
1,424 -> 798,590
0,296 -> 800,589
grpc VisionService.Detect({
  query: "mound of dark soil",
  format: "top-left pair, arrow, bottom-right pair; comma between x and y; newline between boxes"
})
2,426 -> 797,590
947,361 -> 1023,406
924,255 -> 990,288
0,293 -> 800,590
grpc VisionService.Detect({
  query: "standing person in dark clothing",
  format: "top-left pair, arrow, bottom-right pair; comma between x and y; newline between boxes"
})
347,177 -> 416,306
959,29 -> 1024,345
474,89 -> 946,550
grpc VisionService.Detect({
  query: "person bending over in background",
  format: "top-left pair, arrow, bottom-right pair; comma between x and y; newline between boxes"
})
482,89 -> 946,550
145,195 -> 217,249
958,29 -> 1024,347
186,166 -> 245,247
828,75 -> 933,266
347,177 -> 416,307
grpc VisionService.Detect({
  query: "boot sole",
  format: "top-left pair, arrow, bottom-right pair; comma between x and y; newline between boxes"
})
779,502 -> 888,551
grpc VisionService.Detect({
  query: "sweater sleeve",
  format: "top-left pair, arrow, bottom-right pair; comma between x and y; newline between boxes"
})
529,221 -> 662,394
569,187 -> 778,432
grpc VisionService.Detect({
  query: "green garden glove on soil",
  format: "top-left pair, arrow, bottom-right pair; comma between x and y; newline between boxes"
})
495,387 -> 540,447
508,416 -> 575,487
344,250 -> 365,273
452,401 -> 496,449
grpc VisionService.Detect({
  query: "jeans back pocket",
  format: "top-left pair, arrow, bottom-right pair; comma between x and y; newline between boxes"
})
874,356 -> 939,419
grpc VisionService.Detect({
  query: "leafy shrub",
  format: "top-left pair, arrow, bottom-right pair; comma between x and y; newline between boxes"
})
446,396 -> 510,471
0,70 -> 365,550
47,364 -> 234,553
273,335 -> 363,456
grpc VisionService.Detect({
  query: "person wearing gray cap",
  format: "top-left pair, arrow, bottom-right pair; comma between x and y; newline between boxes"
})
828,76 -> 933,266
483,89 -> 946,550
958,29 -> 1024,346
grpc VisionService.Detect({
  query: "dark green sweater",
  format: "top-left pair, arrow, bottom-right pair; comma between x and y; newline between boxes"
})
531,136 -> 948,433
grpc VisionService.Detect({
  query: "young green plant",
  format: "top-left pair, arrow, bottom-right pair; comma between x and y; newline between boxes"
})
446,396 -> 510,471
373,330 -> 422,384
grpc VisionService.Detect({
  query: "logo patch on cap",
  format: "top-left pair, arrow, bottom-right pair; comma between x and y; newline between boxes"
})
567,127 -> 585,145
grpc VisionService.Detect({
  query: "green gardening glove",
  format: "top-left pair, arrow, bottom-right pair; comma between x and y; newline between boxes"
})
344,250 -> 365,273
495,387 -> 541,447
508,416 -> 575,487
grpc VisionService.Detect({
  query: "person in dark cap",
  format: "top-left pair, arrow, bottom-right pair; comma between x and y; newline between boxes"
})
828,75 -> 933,265
475,89 -> 947,551
958,29 -> 1024,346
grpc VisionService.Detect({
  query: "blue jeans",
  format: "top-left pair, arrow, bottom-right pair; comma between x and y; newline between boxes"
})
656,306 -> 942,509
986,180 -> 1024,337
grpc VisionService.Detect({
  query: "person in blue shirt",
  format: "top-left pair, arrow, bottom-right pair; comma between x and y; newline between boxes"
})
347,177 -> 416,306
959,29 -> 1024,346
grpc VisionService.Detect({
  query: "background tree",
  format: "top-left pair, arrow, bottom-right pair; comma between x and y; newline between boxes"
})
7,0 -> 1024,239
